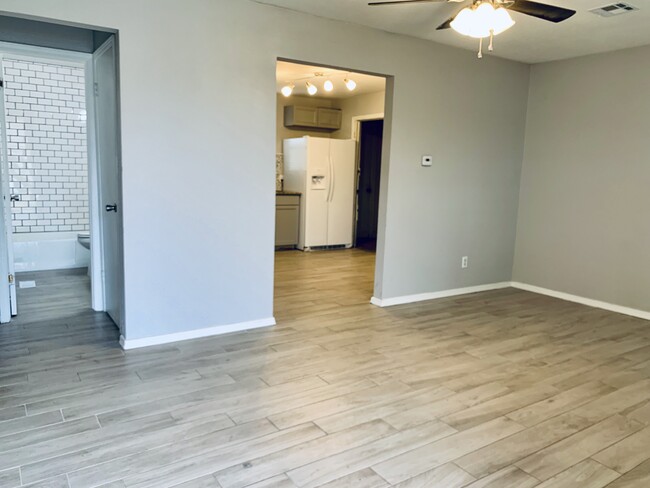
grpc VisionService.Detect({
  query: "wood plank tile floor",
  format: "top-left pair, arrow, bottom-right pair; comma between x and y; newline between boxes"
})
0,250 -> 649,487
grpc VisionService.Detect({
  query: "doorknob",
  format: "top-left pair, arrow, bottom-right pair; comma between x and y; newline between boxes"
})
105,204 -> 118,212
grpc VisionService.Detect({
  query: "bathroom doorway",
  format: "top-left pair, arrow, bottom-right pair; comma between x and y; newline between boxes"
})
0,27 -> 123,335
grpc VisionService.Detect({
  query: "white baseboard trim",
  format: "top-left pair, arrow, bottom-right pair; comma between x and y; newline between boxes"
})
370,282 -> 512,307
119,317 -> 276,350
371,281 -> 650,321
511,282 -> 650,321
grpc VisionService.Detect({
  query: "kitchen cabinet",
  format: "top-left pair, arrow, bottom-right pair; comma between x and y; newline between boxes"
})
317,108 -> 342,129
275,194 -> 300,248
284,106 -> 342,131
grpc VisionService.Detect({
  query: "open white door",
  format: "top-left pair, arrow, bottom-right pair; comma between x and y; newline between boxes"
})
0,57 -> 17,321
93,38 -> 123,331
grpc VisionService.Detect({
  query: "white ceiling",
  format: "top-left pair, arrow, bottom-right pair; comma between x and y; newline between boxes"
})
256,0 -> 650,63
276,61 -> 386,98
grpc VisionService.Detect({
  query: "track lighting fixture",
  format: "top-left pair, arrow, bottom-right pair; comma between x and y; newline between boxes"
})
344,78 -> 357,91
306,82 -> 318,96
279,73 -> 360,97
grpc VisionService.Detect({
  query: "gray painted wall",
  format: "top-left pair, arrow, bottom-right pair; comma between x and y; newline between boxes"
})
514,45 -> 650,312
0,0 -> 531,340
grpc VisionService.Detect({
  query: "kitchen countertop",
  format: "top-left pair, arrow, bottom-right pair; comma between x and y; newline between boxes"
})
276,191 -> 302,196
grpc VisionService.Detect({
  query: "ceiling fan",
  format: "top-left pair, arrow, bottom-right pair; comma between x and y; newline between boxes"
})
368,0 -> 576,57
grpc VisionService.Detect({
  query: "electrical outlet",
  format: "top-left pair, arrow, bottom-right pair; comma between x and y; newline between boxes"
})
461,256 -> 469,269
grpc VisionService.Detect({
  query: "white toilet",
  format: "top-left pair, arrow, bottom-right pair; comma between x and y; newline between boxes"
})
77,231 -> 90,250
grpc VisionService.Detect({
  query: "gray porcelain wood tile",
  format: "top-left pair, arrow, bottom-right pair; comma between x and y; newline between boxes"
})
286,420 -> 455,487
604,458 -> 650,487
267,381 -> 412,430
0,416 -> 100,455
372,417 -> 524,484
506,381 -> 615,427
592,426 -> 650,474
1,255 -> 649,487
23,413 -> 235,485
0,409 -> 62,437
20,476 -> 71,488
390,463 -> 475,488
0,405 -> 26,422
68,419 -> 277,487
463,466 -> 538,488
122,424 -> 325,487
533,459 -> 620,488
167,476 -> 220,488
215,420 -> 395,488
515,414 -> 644,481
95,483 -> 127,488
455,411 -> 592,478
243,475 -> 297,488
0,467 -> 21,488
440,383 -> 558,430
313,469 -> 388,488
0,413 -> 171,472
313,385 -> 455,433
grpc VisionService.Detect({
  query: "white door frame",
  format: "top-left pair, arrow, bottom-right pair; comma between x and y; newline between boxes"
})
0,41 -> 106,313
0,54 -> 17,319
351,113 -> 384,247
351,113 -> 384,142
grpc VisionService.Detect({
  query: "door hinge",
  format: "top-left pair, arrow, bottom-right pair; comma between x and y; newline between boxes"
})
8,274 -> 13,284
94,82 -> 99,97
0,79 -> 4,88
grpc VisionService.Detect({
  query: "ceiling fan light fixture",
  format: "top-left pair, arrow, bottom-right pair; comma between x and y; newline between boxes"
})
281,84 -> 294,97
450,2 -> 515,39
451,6 -> 487,38
491,7 -> 515,35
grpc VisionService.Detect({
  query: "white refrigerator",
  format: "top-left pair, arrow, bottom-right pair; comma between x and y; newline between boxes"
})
283,136 -> 356,250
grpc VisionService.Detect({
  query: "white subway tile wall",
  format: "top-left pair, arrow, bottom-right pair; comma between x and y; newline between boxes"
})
2,58 -> 89,234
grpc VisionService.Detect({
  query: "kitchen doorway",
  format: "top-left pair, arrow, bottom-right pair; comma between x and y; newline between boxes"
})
274,59 -> 392,321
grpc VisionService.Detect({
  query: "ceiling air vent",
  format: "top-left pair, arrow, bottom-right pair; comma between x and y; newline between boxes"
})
590,3 -> 639,17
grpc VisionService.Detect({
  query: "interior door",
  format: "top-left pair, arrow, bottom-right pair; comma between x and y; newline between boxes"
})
0,56 -> 17,319
327,139 -> 356,246
93,38 -> 122,329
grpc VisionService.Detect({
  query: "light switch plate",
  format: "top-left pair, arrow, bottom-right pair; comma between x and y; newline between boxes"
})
422,155 -> 433,167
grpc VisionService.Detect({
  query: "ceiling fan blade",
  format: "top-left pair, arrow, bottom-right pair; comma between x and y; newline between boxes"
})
508,0 -> 576,22
369,0 -> 447,6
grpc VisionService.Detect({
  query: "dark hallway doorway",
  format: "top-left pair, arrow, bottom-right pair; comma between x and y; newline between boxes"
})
355,119 -> 384,251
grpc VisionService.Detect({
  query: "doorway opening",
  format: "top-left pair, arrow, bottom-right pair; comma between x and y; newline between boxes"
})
273,59 -> 390,322
0,16 -> 124,343
354,118 -> 384,251
0,51 -> 94,325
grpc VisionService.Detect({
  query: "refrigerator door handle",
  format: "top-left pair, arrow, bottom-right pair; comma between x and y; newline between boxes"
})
329,153 -> 335,202
326,154 -> 332,202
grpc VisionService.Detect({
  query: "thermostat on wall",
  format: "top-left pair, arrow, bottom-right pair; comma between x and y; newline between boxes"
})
422,155 -> 433,167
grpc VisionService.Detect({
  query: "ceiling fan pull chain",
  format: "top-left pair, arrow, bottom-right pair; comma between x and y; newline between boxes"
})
488,31 -> 494,52
478,37 -> 483,59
